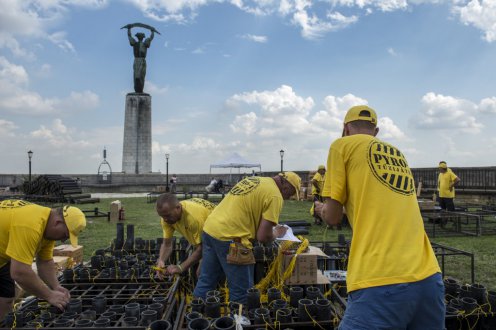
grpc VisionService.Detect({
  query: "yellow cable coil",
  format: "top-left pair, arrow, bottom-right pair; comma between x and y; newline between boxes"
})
255,236 -> 309,297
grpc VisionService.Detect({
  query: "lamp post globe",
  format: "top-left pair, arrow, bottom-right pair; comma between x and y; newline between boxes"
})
279,149 -> 284,172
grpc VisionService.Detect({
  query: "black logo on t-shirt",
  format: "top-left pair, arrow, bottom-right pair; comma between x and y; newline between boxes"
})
367,140 -> 415,195
189,198 -> 216,210
229,177 -> 260,196
0,200 -> 32,209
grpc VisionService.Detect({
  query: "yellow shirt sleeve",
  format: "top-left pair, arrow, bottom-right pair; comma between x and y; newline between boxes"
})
262,195 -> 283,224
160,218 -> 175,239
322,142 -> 347,204
6,225 -> 44,265
38,239 -> 55,261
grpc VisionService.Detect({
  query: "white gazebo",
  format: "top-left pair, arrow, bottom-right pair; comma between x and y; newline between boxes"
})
209,152 -> 261,183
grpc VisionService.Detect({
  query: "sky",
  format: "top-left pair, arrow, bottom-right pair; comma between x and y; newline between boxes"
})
1,0 -> 496,175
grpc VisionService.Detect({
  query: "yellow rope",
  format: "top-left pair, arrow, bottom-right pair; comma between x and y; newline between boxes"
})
255,237 -> 309,295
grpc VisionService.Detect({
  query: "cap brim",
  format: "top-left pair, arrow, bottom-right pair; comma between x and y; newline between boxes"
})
69,232 -> 78,247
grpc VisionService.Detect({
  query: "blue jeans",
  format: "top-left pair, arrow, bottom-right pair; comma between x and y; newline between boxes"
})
193,232 -> 254,304
339,273 -> 445,330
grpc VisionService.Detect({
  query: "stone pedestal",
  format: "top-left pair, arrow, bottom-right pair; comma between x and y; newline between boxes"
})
122,93 -> 152,174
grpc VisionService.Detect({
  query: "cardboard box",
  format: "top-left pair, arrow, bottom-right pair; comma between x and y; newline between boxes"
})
281,246 -> 330,285
53,244 -> 83,264
110,200 -> 122,222
32,256 -> 70,274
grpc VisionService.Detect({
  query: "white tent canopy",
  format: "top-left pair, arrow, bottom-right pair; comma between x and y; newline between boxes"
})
210,153 -> 261,181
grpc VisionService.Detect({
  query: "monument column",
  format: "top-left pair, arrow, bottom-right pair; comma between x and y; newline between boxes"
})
120,23 -> 160,174
122,93 -> 152,174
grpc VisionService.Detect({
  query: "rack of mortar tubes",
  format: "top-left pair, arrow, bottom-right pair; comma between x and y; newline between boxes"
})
174,285 -> 346,330
1,279 -> 179,329
312,239 -> 475,285
0,224 -> 192,329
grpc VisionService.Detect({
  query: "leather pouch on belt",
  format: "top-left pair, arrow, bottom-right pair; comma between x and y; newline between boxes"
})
226,240 -> 255,265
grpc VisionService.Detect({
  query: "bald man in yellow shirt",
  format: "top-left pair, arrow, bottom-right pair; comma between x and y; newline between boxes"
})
155,194 -> 215,278
0,200 -> 86,319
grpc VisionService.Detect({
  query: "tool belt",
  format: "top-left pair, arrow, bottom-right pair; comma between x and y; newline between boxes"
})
226,239 -> 255,265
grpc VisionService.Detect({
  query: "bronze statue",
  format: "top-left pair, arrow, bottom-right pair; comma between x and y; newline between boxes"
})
121,23 -> 161,93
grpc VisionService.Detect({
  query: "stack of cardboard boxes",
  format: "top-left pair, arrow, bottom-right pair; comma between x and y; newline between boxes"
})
53,244 -> 84,264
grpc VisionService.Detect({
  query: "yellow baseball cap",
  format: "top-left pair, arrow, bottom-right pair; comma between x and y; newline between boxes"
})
318,165 -> 325,170
439,161 -> 448,169
279,171 -> 302,200
344,105 -> 377,125
63,206 -> 86,247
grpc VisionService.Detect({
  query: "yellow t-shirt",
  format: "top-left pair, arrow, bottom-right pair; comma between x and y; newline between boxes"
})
203,177 -> 283,248
311,172 -> 325,195
438,169 -> 458,198
322,134 -> 440,292
160,198 -> 215,245
0,200 -> 55,268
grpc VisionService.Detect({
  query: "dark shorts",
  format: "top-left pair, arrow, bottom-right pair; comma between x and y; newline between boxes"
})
339,273 -> 445,330
0,262 -> 15,298
439,198 -> 455,211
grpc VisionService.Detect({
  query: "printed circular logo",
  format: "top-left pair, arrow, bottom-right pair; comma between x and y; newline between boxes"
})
367,140 -> 415,195
0,200 -> 32,209
189,198 -> 216,210
229,177 -> 260,196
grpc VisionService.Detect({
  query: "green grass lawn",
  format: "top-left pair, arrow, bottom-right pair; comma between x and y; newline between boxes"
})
75,197 -> 496,290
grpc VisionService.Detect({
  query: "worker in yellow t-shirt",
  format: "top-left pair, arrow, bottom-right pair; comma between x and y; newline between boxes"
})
193,172 -> 301,304
311,165 -> 326,225
315,105 -> 444,330
155,194 -> 215,278
0,200 -> 86,319
437,161 -> 460,211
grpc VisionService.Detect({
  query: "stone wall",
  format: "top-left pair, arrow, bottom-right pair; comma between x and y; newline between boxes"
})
1,167 -> 495,195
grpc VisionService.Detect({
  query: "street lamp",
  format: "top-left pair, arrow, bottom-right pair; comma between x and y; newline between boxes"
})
27,150 -> 33,184
280,149 -> 284,172
165,153 -> 170,192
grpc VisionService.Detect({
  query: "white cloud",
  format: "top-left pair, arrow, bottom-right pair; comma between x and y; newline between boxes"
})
0,57 -> 99,115
0,56 -> 29,86
52,118 -> 67,134
0,33 -> 35,59
0,119 -> 18,137
146,81 -> 169,95
453,0 -> 496,42
310,93 -> 368,133
226,85 -> 316,137
230,112 -> 258,135
242,34 -> 268,43
30,118 -> 90,148
127,0 -> 203,23
414,92 -> 483,133
228,85 -> 314,116
378,117 -> 407,140
60,91 -> 100,111
292,9 -> 358,39
227,87 -> 384,141
177,136 -> 221,152
479,97 -> 496,113
0,0 -> 85,58
46,31 -> 76,53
